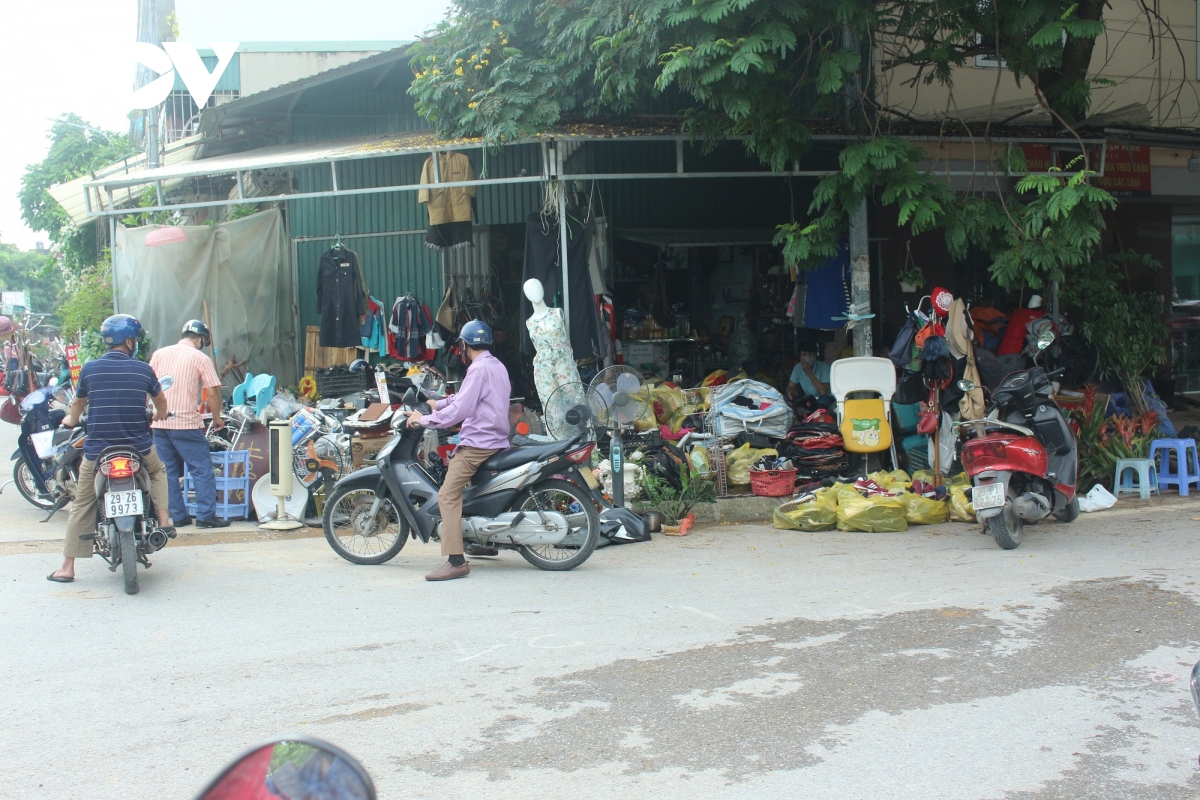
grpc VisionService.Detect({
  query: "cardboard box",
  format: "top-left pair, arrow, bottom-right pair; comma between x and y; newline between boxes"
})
351,435 -> 391,468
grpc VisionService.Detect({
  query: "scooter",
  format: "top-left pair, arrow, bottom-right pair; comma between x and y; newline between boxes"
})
8,384 -> 79,514
957,331 -> 1079,550
322,389 -> 602,571
194,736 -> 375,799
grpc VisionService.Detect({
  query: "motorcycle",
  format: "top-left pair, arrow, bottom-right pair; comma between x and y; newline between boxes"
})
78,375 -> 176,595
322,388 -> 601,571
8,384 -> 80,515
957,331 -> 1079,550
1192,660 -> 1200,767
195,736 -> 375,800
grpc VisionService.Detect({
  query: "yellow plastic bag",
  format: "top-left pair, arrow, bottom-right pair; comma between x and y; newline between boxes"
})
837,494 -> 908,532
688,445 -> 710,475
911,470 -> 935,485
868,469 -> 912,491
900,492 -> 950,525
949,486 -> 976,522
946,471 -> 970,489
725,443 -> 778,485
701,370 -> 728,388
773,491 -> 838,531
652,385 -> 686,421
829,482 -> 865,506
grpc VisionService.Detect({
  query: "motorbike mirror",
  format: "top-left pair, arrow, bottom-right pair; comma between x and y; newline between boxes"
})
957,379 -> 976,392
1192,660 -> 1200,720
159,375 -> 175,390
1037,331 -> 1055,350
195,737 -> 376,800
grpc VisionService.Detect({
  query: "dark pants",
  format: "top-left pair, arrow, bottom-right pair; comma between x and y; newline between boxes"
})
154,429 -> 215,521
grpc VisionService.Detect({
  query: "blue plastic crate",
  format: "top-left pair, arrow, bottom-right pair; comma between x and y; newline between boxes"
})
183,450 -> 252,521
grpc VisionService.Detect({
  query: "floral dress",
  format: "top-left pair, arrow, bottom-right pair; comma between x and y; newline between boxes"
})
528,307 -> 581,407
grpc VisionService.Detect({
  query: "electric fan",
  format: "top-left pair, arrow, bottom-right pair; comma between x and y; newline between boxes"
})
587,366 -> 651,506
542,382 -> 596,442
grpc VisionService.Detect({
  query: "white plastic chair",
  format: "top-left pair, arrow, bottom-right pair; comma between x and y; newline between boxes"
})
830,357 -> 899,468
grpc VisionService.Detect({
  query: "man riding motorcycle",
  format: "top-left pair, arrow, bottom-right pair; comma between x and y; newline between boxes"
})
47,314 -> 174,583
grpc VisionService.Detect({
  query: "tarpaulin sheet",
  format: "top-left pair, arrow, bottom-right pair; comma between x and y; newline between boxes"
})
114,209 -> 296,386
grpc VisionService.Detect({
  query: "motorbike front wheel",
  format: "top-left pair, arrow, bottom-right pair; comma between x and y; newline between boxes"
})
514,479 -> 600,571
13,457 -> 55,510
987,502 -> 1024,550
119,527 -> 139,595
323,484 -> 409,565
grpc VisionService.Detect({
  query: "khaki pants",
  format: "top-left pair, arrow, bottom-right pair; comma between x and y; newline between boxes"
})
438,446 -> 499,556
63,447 -> 171,558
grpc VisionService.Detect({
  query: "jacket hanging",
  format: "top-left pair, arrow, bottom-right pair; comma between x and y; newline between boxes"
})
316,247 -> 366,348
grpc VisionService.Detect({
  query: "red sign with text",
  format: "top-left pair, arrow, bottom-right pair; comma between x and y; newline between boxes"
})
1095,143 -> 1151,196
65,344 -> 81,386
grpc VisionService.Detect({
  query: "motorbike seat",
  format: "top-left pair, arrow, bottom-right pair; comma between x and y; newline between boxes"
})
479,435 -> 581,472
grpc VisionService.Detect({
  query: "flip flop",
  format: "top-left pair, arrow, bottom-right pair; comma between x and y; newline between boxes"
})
46,573 -> 74,583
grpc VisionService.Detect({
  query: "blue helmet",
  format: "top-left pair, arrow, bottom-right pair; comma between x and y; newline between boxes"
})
459,319 -> 493,347
100,314 -> 143,348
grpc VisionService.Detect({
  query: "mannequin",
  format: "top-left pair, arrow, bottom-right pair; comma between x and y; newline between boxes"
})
524,279 -> 581,406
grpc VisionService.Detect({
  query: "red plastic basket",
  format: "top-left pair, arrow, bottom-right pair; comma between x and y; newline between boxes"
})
749,468 -> 797,497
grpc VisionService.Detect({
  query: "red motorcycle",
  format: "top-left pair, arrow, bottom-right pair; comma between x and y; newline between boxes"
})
957,332 -> 1079,549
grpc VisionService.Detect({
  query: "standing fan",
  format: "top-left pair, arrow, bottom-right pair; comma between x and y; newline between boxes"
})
587,366 -> 651,506
543,382 -> 596,442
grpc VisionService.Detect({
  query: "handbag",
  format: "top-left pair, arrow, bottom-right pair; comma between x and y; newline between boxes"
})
916,388 -> 938,435
888,314 -> 918,369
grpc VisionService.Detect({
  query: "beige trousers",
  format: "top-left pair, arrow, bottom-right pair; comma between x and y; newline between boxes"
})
437,446 -> 499,556
63,447 -> 171,558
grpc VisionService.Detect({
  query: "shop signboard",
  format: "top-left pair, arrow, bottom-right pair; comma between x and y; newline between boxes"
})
1095,143 -> 1151,196
65,345 -> 81,386
625,342 -> 670,374
1017,142 -> 1150,196
2,291 -> 27,308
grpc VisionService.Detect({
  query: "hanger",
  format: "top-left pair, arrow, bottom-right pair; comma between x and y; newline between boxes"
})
332,233 -> 343,251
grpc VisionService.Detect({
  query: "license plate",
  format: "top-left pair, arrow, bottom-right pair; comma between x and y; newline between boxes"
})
972,483 -> 1006,510
579,467 -> 600,490
104,490 -> 143,518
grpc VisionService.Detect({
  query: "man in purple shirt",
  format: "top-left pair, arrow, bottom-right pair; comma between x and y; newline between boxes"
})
408,320 -> 511,581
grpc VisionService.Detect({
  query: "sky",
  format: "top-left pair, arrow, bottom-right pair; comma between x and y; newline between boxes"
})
0,0 -> 451,251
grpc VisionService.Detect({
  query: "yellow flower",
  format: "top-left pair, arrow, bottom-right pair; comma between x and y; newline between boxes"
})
484,47 -> 491,54
501,38 -> 508,45
481,59 -> 489,65
431,68 -> 440,75
468,102 -> 477,109
455,67 -> 463,75
455,58 -> 463,65
474,64 -> 483,70
492,20 -> 500,28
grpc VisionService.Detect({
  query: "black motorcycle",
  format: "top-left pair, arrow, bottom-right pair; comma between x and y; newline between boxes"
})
322,390 -> 601,571
9,385 -> 80,514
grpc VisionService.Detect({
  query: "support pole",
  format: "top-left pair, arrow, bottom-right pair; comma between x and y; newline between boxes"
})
109,217 -> 118,314
557,181 -> 571,335
849,199 -> 872,357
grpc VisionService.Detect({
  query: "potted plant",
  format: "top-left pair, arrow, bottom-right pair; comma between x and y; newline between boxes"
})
897,265 -> 925,293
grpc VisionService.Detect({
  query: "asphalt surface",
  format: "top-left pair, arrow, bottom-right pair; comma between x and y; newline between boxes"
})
1,413 -> 1198,799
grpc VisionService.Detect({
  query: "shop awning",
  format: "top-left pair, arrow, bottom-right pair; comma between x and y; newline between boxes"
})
48,135 -> 202,225
615,229 -> 781,248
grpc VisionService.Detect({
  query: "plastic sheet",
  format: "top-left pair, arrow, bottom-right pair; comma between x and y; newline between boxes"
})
836,494 -> 908,532
868,469 -> 912,491
900,492 -> 950,524
114,209 -> 296,385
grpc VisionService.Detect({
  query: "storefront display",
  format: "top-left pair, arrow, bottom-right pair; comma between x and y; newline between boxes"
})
524,279 -> 581,406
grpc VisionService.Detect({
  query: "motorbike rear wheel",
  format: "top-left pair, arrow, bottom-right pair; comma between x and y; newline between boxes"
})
987,502 -> 1024,550
514,479 -> 600,571
323,484 -> 408,565
1053,497 -> 1080,523
14,457 -> 55,510
120,527 -> 139,595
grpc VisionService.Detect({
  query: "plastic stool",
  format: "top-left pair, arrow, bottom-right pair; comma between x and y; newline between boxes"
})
1149,438 -> 1200,496
1113,458 -> 1158,499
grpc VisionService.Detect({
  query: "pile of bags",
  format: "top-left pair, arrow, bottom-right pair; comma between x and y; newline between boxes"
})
773,470 -> 976,532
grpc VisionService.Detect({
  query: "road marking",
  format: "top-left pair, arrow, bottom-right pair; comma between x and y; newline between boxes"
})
456,644 -> 506,662
679,605 -> 726,622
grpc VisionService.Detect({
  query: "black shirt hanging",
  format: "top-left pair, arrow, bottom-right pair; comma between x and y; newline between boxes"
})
317,247 -> 367,347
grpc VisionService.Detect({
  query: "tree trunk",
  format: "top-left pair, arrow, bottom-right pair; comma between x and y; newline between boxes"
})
1035,0 -> 1106,124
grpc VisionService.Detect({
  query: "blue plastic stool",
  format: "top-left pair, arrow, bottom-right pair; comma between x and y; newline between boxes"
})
1149,438 -> 1200,496
1113,458 -> 1158,499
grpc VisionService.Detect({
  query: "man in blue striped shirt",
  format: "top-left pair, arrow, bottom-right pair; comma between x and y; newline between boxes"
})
47,315 -> 173,583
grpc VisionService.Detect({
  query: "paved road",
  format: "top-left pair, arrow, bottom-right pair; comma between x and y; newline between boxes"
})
1,467 -> 1198,798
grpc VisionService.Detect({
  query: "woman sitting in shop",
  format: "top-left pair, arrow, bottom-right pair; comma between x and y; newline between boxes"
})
787,341 -> 834,411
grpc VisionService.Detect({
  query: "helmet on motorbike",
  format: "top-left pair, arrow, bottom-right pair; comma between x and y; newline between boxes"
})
0,316 -> 13,336
181,319 -> 211,348
348,359 -> 369,373
100,314 -> 143,348
459,319 -> 493,347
